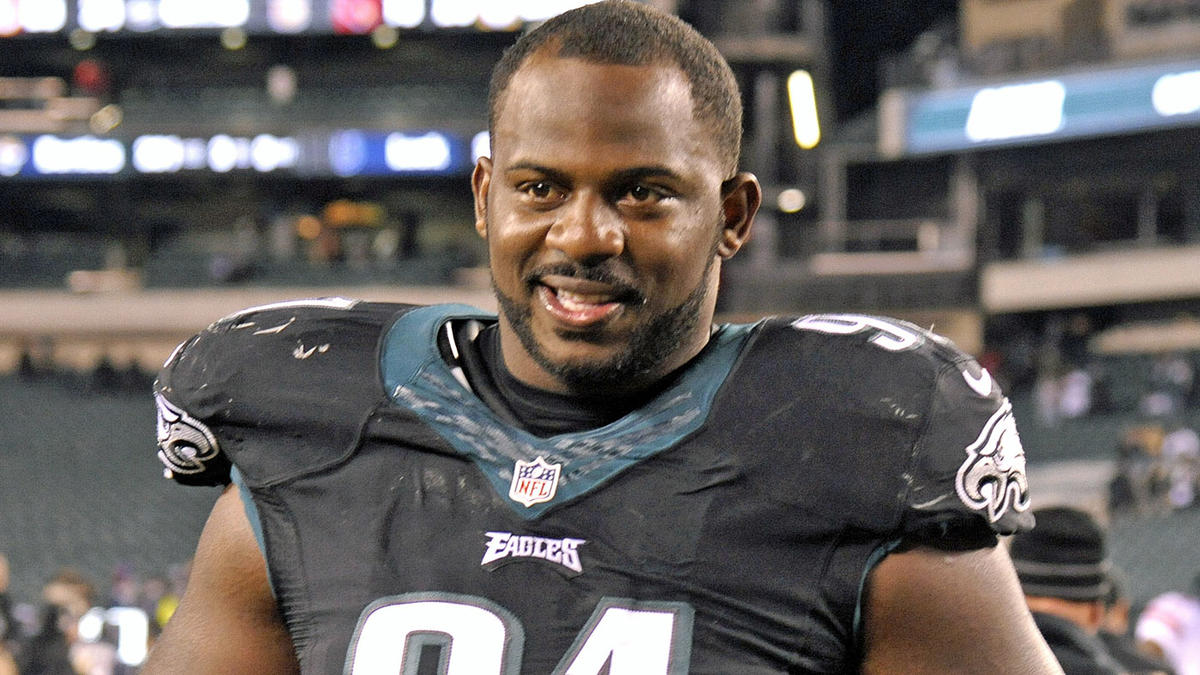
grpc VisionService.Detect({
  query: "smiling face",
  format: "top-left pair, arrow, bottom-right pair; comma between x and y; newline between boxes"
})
473,52 -> 759,394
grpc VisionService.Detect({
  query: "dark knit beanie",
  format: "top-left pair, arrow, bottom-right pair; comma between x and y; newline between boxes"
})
1009,506 -> 1111,602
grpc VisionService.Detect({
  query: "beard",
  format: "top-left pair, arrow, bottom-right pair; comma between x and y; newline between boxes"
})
493,254 -> 715,391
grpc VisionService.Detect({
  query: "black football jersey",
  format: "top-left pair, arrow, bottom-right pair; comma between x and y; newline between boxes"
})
155,299 -> 1033,673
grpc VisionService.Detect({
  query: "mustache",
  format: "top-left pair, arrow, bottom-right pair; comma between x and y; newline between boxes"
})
523,262 -> 645,304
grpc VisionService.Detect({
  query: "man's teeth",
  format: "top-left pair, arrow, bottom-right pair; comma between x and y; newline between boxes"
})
556,289 -> 613,310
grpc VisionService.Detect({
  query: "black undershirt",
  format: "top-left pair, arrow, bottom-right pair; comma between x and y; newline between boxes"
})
456,323 -> 672,437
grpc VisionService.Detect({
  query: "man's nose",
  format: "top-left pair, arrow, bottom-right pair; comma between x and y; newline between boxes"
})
545,192 -> 625,264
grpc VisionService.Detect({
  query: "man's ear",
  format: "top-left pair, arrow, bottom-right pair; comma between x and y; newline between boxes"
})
717,171 -> 761,259
472,156 -> 493,238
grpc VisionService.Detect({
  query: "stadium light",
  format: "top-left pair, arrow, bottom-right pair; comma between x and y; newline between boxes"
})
777,188 -> 807,213
787,69 -> 820,149
267,0 -> 312,33
471,131 -> 489,162
69,28 -> 97,50
221,26 -> 248,49
371,24 -> 398,48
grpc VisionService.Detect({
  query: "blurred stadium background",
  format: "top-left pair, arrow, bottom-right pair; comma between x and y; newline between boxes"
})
1,0 -> 1199,670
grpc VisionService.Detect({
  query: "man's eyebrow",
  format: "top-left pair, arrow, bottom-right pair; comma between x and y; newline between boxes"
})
504,163 -> 684,184
504,163 -> 568,182
610,166 -> 684,183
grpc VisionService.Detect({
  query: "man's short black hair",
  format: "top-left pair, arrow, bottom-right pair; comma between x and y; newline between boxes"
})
488,0 -> 743,176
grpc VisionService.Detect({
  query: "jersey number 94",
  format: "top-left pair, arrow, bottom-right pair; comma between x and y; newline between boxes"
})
346,594 -> 692,674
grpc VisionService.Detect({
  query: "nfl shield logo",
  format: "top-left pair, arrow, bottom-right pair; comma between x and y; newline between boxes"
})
509,456 -> 562,507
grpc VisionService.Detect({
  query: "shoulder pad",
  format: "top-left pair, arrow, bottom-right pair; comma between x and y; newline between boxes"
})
782,313 -> 1035,536
153,298 -> 421,487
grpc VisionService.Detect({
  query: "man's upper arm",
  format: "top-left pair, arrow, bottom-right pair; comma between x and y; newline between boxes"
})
859,543 -> 1063,674
142,485 -> 299,675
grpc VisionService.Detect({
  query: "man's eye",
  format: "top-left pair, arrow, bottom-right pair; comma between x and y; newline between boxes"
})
523,182 -> 561,200
629,185 -> 655,201
623,184 -> 670,205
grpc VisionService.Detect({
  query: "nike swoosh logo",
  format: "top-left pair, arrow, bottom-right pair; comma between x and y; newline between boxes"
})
963,367 -> 993,397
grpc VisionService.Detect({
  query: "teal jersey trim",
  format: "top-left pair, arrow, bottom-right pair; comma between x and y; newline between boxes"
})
380,304 -> 755,519
853,537 -> 903,651
231,465 -> 276,597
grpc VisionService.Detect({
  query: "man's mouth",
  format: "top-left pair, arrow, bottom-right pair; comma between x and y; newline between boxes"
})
535,274 -> 640,328
538,285 -> 623,326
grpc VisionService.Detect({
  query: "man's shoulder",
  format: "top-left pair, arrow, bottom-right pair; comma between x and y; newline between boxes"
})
152,299 -> 454,485
724,313 -> 1032,537
732,312 -> 979,408
747,312 -> 976,371
205,297 -> 416,341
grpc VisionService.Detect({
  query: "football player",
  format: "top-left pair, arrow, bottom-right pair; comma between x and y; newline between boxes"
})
143,2 -> 1063,672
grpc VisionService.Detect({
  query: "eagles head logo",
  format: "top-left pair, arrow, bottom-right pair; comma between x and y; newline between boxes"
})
955,399 -> 1031,523
155,393 -> 221,477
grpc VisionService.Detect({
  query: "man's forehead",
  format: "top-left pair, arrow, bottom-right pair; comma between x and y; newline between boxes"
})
497,51 -> 693,121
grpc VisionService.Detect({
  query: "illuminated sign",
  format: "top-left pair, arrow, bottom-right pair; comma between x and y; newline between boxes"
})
32,134 -> 125,174
902,58 -> 1200,154
0,0 -> 602,36
19,0 -> 67,32
131,133 -> 300,173
0,128 -> 474,179
964,80 -> 1065,143
0,135 -> 28,175
329,129 -> 465,175
158,0 -> 250,28
78,0 -> 126,32
382,0 -> 423,28
1152,70 -> 1200,117
385,131 -> 450,171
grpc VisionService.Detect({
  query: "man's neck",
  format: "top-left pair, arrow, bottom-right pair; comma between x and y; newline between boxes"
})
459,322 -> 676,437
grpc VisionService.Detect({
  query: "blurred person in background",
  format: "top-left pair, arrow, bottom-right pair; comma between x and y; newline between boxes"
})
1160,419 -> 1199,511
142,1 -> 1058,672
1110,422 -> 1169,516
0,555 -> 16,675
1100,566 -> 1175,675
18,604 -> 75,675
31,570 -> 115,675
1142,352 -> 1195,419
1009,506 -> 1127,674
1136,571 -> 1200,675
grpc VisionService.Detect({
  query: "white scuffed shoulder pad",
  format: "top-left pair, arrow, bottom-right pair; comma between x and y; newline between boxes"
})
155,392 -> 229,485
954,398 -> 1031,524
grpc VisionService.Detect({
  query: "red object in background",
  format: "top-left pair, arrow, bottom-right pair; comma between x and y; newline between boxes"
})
331,0 -> 381,34
73,59 -> 111,96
